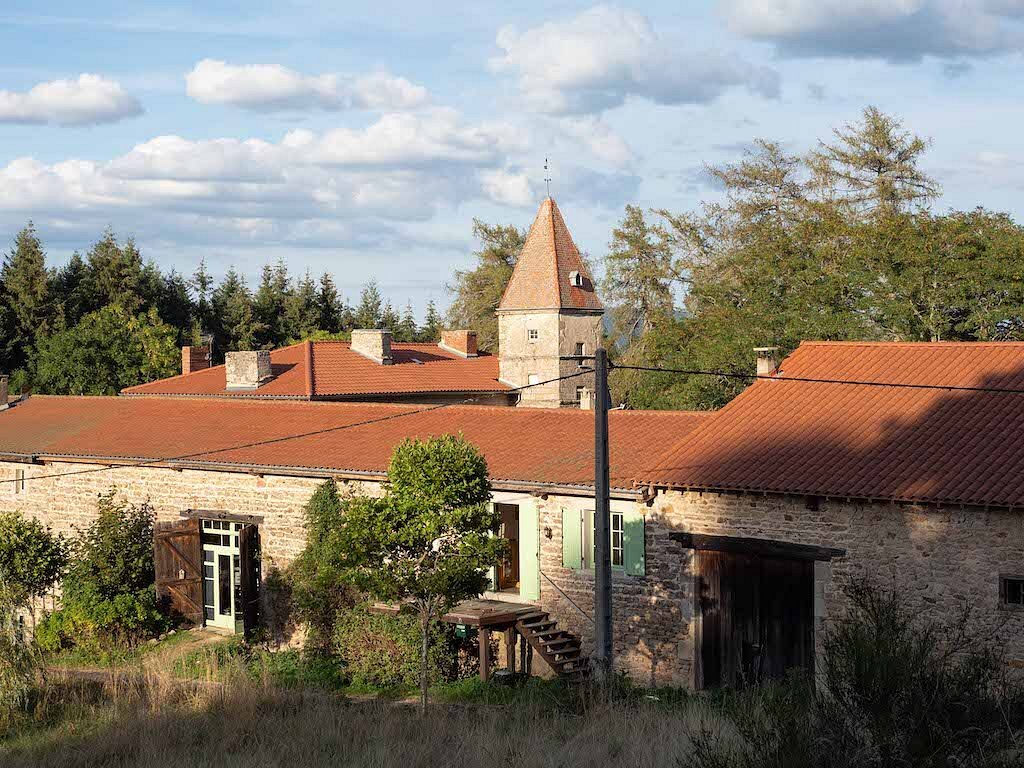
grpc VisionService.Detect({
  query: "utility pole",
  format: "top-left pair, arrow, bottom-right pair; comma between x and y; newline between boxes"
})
592,346 -> 612,677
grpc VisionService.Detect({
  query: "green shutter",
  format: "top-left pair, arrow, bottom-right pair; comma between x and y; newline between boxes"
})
622,509 -> 646,576
519,503 -> 540,600
562,508 -> 582,570
588,510 -> 595,570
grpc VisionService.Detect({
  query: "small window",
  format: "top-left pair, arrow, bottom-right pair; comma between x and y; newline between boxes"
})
1000,576 -> 1024,609
574,342 -> 586,357
569,270 -> 583,287
575,385 -> 585,403
611,512 -> 624,568
527,329 -> 539,342
14,469 -> 25,494
527,373 -> 540,386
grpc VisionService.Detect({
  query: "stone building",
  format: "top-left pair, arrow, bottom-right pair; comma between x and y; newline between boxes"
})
126,197 -> 603,410
2,339 -> 1023,687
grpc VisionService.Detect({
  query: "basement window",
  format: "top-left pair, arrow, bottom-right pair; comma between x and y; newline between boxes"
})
1000,576 -> 1024,610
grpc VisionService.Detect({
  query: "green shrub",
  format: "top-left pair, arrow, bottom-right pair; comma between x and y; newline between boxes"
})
174,638 -> 345,691
36,491 -> 168,654
332,604 -> 478,688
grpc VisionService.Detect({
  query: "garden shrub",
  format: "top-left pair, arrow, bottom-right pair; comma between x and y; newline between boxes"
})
36,491 -> 168,654
332,604 -> 479,688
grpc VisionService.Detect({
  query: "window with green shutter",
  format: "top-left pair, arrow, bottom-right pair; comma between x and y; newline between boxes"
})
563,507 -> 645,576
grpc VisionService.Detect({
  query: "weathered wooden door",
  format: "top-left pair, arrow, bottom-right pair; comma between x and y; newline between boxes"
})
238,524 -> 261,638
696,550 -> 813,689
154,518 -> 203,625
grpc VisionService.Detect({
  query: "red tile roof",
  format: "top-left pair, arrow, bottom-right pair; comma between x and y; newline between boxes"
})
121,340 -> 510,399
498,198 -> 603,313
641,341 -> 1024,508
0,396 -> 709,490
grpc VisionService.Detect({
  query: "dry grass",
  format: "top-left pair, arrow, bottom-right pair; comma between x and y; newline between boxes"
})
1,668 -> 743,768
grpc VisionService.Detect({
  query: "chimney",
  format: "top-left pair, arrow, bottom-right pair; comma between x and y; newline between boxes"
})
182,344 -> 212,375
754,346 -> 780,378
578,386 -> 593,411
0,375 -> 8,411
351,329 -> 393,365
439,329 -> 478,358
225,350 -> 273,389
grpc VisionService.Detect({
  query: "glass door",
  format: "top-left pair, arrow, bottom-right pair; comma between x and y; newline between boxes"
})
201,519 -> 244,632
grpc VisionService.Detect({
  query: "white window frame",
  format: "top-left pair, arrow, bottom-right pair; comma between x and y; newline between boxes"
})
14,468 -> 25,494
527,328 -> 539,342
582,509 -> 625,571
527,373 -> 540,386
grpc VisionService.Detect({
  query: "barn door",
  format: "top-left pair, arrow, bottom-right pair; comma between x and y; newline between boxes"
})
154,518 -> 203,625
696,549 -> 813,689
238,524 -> 261,638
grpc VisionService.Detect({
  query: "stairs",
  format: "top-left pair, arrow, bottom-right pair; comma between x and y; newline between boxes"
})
514,610 -> 589,680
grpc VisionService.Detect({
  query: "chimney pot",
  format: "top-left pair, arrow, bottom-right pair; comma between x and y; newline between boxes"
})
439,329 -> 478,358
225,350 -> 273,389
754,346 -> 780,378
351,329 -> 393,365
182,344 -> 212,375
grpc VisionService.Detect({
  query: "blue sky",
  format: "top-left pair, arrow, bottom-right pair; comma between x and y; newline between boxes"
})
2,1 -> 1023,315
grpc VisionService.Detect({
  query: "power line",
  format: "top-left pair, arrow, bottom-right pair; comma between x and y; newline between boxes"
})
0,367 -> 595,486
611,364 -> 1024,395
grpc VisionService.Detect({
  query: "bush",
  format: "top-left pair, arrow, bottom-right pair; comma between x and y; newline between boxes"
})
332,604 -> 479,688
36,491 -> 168,654
0,573 -> 37,730
174,637 -> 346,691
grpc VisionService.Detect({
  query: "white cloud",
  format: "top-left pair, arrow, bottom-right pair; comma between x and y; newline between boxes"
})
720,0 -> 1024,61
479,168 -> 533,207
490,5 -> 779,115
185,59 -> 429,112
558,117 -> 634,167
0,74 -> 142,125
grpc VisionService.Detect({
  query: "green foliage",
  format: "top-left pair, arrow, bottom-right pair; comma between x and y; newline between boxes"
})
0,222 -> 51,374
0,513 -> 67,608
332,604 -> 471,688
0,571 -> 38,728
175,637 -> 346,691
34,304 -> 179,395
613,108 -> 1024,410
288,480 -> 358,650
36,491 -> 167,653
446,219 -> 525,351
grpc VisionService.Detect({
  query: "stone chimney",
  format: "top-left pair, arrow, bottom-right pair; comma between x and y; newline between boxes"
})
351,329 -> 393,365
439,329 -> 478,358
754,347 -> 780,378
578,386 -> 593,411
225,350 -> 273,390
0,375 -> 8,411
182,344 -> 212,375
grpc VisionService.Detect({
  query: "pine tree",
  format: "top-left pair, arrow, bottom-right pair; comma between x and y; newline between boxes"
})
395,301 -> 418,342
354,281 -> 383,329
50,252 -> 87,328
316,272 -> 342,333
82,229 -> 145,313
212,268 -> 261,355
285,270 -> 320,342
253,261 -> 291,347
1,222 -> 51,372
190,259 -> 214,333
418,299 -> 443,342
380,301 -> 401,334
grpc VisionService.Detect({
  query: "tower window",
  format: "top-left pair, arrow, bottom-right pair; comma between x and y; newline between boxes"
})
527,374 -> 540,386
569,270 -> 583,287
527,329 -> 539,342
574,342 -> 586,357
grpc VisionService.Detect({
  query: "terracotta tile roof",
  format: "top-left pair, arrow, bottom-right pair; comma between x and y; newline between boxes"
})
121,340 -> 510,399
641,341 -> 1024,508
498,198 -> 603,313
0,396 -> 709,490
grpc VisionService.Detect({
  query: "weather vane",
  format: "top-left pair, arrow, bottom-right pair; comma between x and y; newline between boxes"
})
544,157 -> 551,198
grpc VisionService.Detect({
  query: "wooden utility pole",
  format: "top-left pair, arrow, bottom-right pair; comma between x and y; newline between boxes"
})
592,347 -> 612,676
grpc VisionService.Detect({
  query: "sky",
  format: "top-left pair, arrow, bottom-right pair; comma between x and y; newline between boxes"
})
1,0 -> 1023,315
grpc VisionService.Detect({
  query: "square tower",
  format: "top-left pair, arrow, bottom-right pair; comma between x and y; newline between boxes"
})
497,198 -> 604,408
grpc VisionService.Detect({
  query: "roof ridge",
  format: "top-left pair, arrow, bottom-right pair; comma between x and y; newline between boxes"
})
798,340 -> 1024,348
549,198 -> 562,307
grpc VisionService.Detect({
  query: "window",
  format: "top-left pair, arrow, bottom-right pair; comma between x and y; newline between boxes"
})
527,373 -> 540,386
569,270 -> 583,287
575,385 -> 585,403
574,342 -> 586,357
527,329 -> 539,342
14,469 -> 25,494
562,508 -> 643,575
1000,576 -> 1024,609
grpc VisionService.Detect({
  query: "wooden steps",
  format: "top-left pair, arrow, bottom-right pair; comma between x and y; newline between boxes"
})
514,610 -> 589,680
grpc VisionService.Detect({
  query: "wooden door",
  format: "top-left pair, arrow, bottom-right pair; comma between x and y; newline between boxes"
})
154,518 -> 203,625
239,524 -> 261,638
696,549 -> 813,689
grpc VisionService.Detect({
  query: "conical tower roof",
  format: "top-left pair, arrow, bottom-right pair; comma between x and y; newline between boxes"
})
497,197 -> 603,313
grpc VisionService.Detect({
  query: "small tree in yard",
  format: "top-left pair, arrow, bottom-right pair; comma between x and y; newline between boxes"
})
340,435 -> 504,713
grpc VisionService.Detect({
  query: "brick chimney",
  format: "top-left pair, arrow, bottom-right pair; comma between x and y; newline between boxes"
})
0,375 -> 8,411
439,329 -> 478,358
754,347 -> 780,378
181,344 -> 211,375
225,350 -> 272,389
351,329 -> 393,365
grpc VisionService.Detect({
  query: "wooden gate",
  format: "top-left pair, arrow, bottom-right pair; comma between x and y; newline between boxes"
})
696,550 -> 814,689
154,518 -> 203,624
